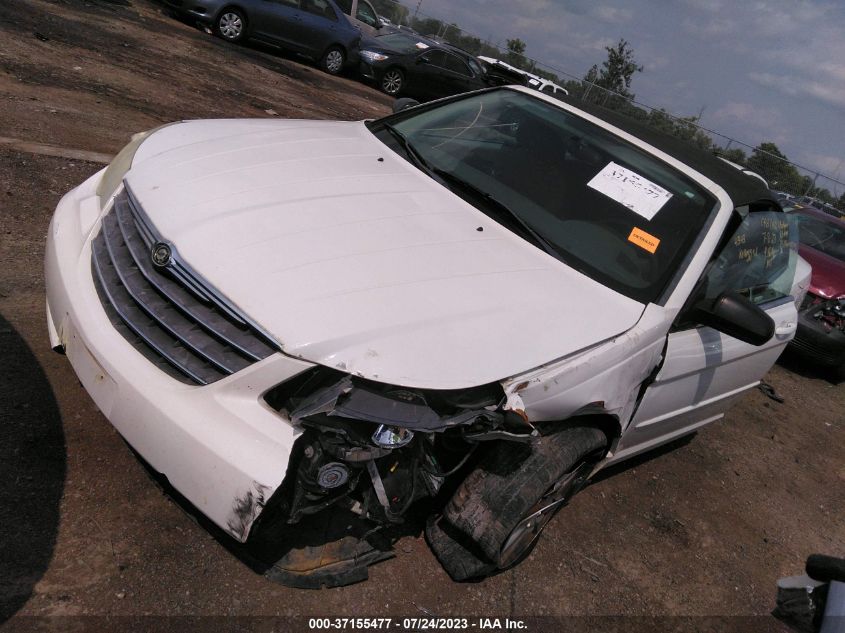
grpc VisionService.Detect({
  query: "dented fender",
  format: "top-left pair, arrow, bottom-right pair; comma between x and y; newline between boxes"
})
501,304 -> 675,455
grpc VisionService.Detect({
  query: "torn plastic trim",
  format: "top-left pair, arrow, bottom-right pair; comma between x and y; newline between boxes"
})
289,376 -> 504,432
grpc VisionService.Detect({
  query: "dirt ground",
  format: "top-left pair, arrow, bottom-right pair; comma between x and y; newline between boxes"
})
1,0 -> 843,630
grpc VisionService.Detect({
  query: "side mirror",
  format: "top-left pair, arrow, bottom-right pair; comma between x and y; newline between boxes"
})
691,291 -> 775,346
392,97 -> 420,113
416,56 -> 430,65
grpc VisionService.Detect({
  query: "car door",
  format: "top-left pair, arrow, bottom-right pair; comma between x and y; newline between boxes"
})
253,0 -> 306,48
299,0 -> 342,56
613,208 -> 801,461
410,49 -> 448,99
439,52 -> 478,96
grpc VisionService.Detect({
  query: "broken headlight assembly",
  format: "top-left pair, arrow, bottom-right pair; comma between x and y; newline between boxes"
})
803,295 -> 845,333
251,368 -> 540,586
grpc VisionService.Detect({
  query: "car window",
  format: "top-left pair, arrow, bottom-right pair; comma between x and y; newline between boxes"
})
421,50 -> 448,68
443,53 -> 472,77
274,0 -> 300,7
376,90 -> 719,304
302,0 -> 337,19
793,212 -> 845,261
699,210 -> 799,306
355,0 -> 378,27
335,0 -> 352,13
467,58 -> 482,76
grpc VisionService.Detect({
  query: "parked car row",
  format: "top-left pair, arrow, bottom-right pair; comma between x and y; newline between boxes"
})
782,204 -> 845,378
163,0 -> 558,98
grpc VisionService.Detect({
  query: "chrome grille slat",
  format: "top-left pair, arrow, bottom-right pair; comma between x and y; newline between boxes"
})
91,236 -> 215,385
90,188 -> 278,385
111,196 -> 271,361
100,212 -> 246,376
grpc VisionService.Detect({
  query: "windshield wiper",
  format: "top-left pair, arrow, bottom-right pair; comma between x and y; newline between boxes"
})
429,167 -> 561,258
381,124 -> 559,257
382,123 -> 433,173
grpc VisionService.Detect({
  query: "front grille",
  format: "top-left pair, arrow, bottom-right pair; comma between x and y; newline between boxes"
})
91,187 -> 277,385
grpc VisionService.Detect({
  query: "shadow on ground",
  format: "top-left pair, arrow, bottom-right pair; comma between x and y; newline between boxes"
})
777,349 -> 843,385
0,313 -> 66,622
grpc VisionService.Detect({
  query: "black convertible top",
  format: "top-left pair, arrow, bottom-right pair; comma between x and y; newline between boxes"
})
558,94 -> 776,209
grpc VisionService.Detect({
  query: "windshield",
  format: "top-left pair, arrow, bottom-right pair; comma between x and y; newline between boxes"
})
794,212 -> 845,261
370,89 -> 718,303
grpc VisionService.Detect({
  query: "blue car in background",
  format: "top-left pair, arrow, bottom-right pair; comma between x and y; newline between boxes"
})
164,0 -> 362,74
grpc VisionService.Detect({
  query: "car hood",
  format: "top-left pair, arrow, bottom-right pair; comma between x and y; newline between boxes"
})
798,244 -> 845,299
125,119 -> 645,389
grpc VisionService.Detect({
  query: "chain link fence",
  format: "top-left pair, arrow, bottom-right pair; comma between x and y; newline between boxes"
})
368,0 -> 845,216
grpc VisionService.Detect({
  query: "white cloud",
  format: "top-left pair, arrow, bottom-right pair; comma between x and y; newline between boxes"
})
800,152 -> 845,176
712,101 -> 780,128
591,6 -> 633,23
749,71 -> 845,110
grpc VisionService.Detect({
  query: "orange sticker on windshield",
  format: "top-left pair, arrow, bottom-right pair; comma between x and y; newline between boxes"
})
628,227 -> 660,253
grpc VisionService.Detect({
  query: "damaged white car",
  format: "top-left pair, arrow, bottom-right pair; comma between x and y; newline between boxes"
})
46,86 -> 806,587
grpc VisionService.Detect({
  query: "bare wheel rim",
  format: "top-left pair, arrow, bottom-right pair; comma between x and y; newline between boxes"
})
382,70 -> 402,94
219,12 -> 243,39
325,49 -> 343,73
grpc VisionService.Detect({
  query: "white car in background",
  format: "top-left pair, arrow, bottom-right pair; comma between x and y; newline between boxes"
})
46,86 -> 805,588
335,0 -> 382,37
477,55 -> 568,96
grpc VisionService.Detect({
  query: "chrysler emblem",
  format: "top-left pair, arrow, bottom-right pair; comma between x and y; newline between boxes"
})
151,242 -> 172,268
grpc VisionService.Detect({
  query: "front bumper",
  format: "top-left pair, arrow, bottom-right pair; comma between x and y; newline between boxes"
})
789,311 -> 845,369
162,0 -> 211,21
45,173 -> 315,541
359,61 -> 379,81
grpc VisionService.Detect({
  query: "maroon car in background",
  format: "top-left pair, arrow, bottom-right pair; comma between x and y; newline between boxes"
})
787,206 -> 845,378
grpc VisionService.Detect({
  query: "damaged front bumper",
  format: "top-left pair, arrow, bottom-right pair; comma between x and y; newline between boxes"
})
790,296 -> 845,369
45,174 -> 316,542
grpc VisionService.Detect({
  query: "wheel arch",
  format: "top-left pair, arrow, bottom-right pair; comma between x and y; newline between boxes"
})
215,4 -> 250,28
540,412 -> 621,459
323,42 -> 347,59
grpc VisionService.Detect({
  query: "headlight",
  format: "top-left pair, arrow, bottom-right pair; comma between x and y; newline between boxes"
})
360,50 -> 388,63
96,124 -> 173,206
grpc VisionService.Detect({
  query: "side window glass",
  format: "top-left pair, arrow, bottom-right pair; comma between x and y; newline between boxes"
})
422,50 -> 447,68
444,54 -> 472,77
702,211 -> 798,306
355,1 -> 378,27
302,0 -> 336,19
276,0 -> 300,7
335,0 -> 352,14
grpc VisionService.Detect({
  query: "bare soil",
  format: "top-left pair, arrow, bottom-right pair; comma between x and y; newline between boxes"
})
1,1 -> 843,630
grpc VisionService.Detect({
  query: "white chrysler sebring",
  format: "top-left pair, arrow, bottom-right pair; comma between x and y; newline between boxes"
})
46,86 -> 807,587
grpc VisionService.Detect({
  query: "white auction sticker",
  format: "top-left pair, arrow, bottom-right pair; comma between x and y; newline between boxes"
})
587,161 -> 672,220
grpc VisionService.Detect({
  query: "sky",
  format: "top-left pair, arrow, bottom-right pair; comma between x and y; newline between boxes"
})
408,0 -> 845,192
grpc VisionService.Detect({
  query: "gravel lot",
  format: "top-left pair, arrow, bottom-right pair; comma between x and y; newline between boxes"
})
1,1 -> 843,630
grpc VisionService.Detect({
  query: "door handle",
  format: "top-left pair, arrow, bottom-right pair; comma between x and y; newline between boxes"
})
775,322 -> 796,336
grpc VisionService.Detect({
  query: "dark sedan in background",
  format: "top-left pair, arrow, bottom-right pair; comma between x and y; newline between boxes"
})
358,33 -> 490,99
165,0 -> 362,74
787,206 -> 845,378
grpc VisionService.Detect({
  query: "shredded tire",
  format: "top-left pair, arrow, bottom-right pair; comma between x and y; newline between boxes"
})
435,426 -> 606,569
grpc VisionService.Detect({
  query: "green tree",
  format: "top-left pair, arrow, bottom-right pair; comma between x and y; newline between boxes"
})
746,142 -> 804,192
717,147 -> 748,165
504,38 -> 527,68
584,39 -> 643,102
